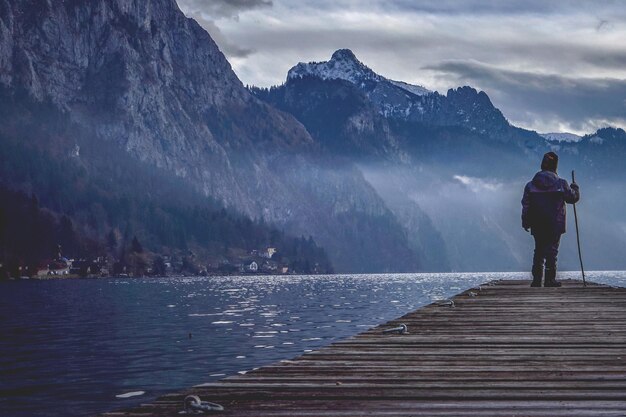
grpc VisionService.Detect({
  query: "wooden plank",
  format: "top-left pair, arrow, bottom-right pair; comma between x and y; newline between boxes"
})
99,279 -> 626,417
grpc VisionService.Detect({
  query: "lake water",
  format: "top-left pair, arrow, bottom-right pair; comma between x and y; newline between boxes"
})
1,271 -> 625,417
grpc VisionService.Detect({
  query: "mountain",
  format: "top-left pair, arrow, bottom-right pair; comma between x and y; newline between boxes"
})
286,49 -> 537,144
259,50 -> 547,165
0,0 -> 422,273
252,49 -> 626,272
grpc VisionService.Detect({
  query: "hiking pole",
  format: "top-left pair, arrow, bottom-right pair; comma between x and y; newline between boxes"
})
571,170 -> 586,288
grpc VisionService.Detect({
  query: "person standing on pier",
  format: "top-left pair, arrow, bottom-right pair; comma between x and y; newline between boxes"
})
521,152 -> 580,287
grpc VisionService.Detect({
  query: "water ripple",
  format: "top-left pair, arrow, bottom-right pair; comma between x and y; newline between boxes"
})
0,271 -> 624,417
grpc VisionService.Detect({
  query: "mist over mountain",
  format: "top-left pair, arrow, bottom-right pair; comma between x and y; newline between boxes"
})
252,50 -> 626,271
1,1 -> 624,274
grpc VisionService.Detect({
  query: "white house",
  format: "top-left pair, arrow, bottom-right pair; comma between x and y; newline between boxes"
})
261,247 -> 277,259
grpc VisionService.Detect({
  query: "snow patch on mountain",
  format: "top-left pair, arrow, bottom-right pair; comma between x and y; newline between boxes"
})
588,136 -> 604,144
454,175 -> 502,193
540,132 -> 582,143
388,80 -> 431,97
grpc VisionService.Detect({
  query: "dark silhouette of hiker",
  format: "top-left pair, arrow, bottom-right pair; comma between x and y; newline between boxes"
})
522,152 -> 580,287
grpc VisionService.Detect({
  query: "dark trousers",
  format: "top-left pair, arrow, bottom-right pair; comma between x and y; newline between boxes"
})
532,233 -> 561,271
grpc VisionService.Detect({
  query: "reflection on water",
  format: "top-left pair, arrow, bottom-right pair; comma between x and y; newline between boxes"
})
0,271 -> 624,417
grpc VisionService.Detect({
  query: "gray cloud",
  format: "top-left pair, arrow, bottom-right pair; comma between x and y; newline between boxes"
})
385,0 -> 625,15
178,0 -> 272,19
177,0 -> 271,57
427,60 -> 626,133
186,12 -> 254,57
582,49 -> 626,70
596,19 -> 611,32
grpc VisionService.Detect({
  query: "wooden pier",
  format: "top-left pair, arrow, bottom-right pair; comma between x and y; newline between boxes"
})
103,279 -> 626,416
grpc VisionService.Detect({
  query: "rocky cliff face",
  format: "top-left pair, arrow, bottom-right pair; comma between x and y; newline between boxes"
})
0,0 -> 425,272
0,0 -> 310,212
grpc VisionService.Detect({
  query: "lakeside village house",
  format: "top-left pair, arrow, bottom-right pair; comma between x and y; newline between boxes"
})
166,247 -> 288,276
241,247 -> 284,274
209,247 -> 287,275
42,245 -> 108,277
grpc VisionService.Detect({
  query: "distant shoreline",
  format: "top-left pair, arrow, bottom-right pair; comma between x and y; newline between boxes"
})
2,271 -> 314,281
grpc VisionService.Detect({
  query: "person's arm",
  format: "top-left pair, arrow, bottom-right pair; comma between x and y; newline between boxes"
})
521,183 -> 531,231
563,179 -> 580,204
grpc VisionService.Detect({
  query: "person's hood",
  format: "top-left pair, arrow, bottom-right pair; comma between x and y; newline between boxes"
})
532,170 -> 560,190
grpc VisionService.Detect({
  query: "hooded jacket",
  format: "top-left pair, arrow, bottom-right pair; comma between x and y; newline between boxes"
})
521,170 -> 580,235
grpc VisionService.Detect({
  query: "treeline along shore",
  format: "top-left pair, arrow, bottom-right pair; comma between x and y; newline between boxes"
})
0,185 -> 333,280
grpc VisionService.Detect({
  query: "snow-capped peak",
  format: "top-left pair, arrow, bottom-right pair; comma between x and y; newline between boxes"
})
288,49 -> 380,84
540,132 -> 582,143
287,49 -> 431,96
286,49 -> 435,122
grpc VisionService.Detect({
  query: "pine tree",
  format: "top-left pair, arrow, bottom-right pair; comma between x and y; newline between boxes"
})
131,236 -> 143,253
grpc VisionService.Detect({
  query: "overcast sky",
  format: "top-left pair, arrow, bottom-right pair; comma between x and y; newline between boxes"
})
176,0 -> 626,135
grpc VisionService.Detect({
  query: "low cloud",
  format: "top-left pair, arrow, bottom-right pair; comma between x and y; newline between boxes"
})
178,0 -> 272,19
454,175 -> 503,193
386,0 -> 626,21
177,0 -> 271,57
186,12 -> 255,57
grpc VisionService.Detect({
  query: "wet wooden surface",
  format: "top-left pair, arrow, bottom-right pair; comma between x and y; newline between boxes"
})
101,279 -> 626,416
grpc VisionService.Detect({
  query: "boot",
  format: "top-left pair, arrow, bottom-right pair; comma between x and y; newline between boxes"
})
530,265 -> 542,287
544,267 -> 561,287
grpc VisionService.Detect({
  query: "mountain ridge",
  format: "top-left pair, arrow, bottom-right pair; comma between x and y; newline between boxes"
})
251,49 -> 626,271
282,49 -> 540,147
